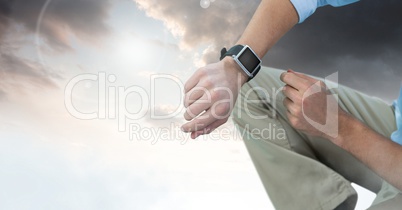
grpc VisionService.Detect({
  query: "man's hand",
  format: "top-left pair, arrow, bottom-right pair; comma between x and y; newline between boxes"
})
180,0 -> 298,140
181,57 -> 248,139
280,70 -> 346,140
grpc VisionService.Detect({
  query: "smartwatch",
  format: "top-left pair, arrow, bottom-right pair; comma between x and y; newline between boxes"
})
220,45 -> 262,81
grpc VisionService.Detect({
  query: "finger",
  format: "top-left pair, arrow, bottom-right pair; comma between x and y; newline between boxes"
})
283,97 -> 292,109
184,69 -> 202,94
289,70 -> 318,84
282,85 -> 301,104
283,97 -> 299,116
280,71 -> 309,91
191,118 -> 227,139
183,93 -> 212,121
183,86 -> 207,108
191,131 -> 203,139
286,111 -> 300,129
181,109 -> 216,133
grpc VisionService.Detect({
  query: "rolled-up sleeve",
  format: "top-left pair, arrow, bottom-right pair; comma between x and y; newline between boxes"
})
290,0 -> 360,23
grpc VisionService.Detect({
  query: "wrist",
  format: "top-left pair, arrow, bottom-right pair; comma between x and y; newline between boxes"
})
220,45 -> 262,84
330,110 -> 362,148
222,56 -> 249,85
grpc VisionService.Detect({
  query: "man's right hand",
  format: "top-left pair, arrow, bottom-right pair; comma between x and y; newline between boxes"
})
181,57 -> 248,139
180,0 -> 298,140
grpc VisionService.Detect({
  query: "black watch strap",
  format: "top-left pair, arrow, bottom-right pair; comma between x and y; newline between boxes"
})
219,45 -> 244,61
220,45 -> 261,82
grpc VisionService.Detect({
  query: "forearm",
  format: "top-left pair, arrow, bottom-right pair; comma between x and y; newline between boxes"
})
222,0 -> 298,85
332,112 -> 402,191
236,0 -> 298,58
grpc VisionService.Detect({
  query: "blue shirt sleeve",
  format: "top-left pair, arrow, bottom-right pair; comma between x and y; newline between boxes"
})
290,0 -> 360,23
391,86 -> 402,145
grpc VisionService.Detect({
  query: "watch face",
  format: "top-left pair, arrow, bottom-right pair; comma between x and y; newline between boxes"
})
238,47 -> 260,73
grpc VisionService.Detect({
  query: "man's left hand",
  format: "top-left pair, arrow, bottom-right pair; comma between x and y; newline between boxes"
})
280,70 -> 346,140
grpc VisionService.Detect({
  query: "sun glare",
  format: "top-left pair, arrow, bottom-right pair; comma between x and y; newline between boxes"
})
113,34 -> 153,69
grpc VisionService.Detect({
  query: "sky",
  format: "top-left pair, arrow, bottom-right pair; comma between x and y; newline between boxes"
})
0,0 -> 401,209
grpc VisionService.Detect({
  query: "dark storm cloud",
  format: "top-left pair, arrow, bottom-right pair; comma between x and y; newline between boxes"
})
0,0 -> 12,40
271,0 -> 402,63
263,0 -> 402,102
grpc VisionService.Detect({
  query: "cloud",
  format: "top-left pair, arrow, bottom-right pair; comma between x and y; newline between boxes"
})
0,0 -> 113,100
0,89 -> 7,101
0,0 -> 111,51
148,38 -> 179,52
0,49 -> 60,101
134,0 -> 260,63
0,0 -> 11,41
